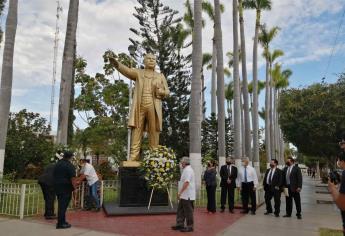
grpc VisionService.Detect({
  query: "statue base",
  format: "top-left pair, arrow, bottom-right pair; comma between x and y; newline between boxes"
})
121,160 -> 141,167
119,167 -> 168,207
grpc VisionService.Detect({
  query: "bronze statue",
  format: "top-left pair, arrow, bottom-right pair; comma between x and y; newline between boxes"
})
110,54 -> 170,166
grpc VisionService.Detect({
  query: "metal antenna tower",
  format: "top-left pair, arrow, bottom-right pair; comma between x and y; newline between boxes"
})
49,1 -> 63,128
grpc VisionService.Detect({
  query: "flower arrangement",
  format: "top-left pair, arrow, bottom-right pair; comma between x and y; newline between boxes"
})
141,145 -> 177,190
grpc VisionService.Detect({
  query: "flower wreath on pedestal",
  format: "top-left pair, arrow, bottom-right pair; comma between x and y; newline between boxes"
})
141,145 -> 177,209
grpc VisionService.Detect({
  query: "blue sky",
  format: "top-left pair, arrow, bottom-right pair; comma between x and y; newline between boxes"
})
0,0 -> 344,132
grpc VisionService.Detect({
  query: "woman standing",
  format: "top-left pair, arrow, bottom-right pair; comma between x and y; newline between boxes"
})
204,160 -> 217,213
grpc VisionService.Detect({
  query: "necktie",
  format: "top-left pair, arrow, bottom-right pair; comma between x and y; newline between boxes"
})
268,170 -> 273,184
244,167 -> 248,183
228,165 -> 231,176
286,167 -> 291,184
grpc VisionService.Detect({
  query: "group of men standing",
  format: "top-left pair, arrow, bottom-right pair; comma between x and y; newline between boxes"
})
219,156 -> 303,219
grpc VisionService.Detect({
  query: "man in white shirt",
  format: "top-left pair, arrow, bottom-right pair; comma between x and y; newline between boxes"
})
237,157 -> 258,215
79,159 -> 100,211
172,157 -> 196,233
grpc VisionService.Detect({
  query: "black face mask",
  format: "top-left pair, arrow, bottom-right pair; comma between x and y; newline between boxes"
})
270,164 -> 275,168
226,162 -> 231,165
286,162 -> 291,166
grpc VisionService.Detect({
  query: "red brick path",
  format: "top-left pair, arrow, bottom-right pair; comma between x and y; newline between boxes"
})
37,208 -> 244,236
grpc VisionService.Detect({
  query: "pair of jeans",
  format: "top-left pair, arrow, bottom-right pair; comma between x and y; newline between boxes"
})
89,181 -> 100,209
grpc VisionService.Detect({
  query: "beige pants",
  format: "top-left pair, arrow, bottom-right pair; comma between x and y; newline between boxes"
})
130,96 -> 159,161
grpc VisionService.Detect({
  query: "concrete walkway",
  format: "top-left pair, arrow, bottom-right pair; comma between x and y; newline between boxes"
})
219,175 -> 342,236
0,217 -> 122,236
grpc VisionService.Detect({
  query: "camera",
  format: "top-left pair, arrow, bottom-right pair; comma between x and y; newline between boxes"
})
329,171 -> 341,185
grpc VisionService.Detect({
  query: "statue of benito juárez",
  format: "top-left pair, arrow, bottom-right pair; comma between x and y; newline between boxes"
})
110,54 -> 170,166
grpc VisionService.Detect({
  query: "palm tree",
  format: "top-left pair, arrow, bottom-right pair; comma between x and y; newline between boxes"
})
202,53 -> 212,120
202,1 -> 224,116
238,0 -> 251,162
225,82 -> 234,119
57,0 -> 79,145
0,0 -> 18,178
243,0 -> 271,172
212,0 -> 226,166
272,65 -> 291,164
232,0 -> 242,164
190,0 -> 203,192
258,24 -> 280,161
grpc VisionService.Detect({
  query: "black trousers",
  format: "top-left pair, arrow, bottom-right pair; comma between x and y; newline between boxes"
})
241,182 -> 256,213
176,199 -> 194,228
285,185 -> 301,216
56,191 -> 72,225
264,188 -> 281,215
221,184 -> 235,210
341,210 -> 345,236
206,185 -> 216,212
39,183 -> 55,217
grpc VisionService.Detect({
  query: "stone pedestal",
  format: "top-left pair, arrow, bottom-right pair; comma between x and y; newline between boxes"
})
119,167 -> 168,207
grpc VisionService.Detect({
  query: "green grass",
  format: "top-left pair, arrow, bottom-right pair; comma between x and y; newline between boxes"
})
320,228 -> 343,236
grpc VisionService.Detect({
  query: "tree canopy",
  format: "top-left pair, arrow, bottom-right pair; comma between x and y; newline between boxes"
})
279,74 -> 345,158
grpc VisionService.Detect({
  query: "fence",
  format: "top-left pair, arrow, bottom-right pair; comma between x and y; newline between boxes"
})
0,180 -> 264,219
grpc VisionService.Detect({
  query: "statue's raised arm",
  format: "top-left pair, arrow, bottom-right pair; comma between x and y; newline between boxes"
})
109,56 -> 138,81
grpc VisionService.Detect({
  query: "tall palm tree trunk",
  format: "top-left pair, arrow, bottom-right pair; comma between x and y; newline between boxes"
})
274,88 -> 279,162
264,59 -> 271,163
238,0 -> 251,162
190,0 -> 203,192
211,39 -> 217,115
233,0 -> 242,166
252,9 -> 260,174
214,0 -> 226,166
0,0 -> 18,179
240,91 -> 245,157
57,0 -> 79,145
271,85 -> 276,158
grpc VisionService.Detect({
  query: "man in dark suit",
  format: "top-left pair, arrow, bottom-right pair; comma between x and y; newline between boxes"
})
263,159 -> 282,217
283,156 -> 303,219
220,157 -> 238,213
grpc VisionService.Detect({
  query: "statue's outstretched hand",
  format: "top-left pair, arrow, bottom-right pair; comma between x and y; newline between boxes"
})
109,56 -> 119,68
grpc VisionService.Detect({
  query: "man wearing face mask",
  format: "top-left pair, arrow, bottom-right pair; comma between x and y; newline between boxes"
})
263,159 -> 283,217
237,157 -> 258,215
283,156 -> 303,219
220,157 -> 238,213
328,151 -> 345,235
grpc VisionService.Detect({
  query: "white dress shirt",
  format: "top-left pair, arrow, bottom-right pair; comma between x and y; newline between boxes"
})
236,165 -> 259,188
266,168 -> 276,185
178,165 -> 196,200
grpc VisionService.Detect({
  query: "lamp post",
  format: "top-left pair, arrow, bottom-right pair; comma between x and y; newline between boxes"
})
126,45 -> 136,161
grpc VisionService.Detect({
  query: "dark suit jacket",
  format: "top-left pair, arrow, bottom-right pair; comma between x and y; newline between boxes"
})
283,165 -> 303,192
263,168 -> 282,192
220,165 -> 237,188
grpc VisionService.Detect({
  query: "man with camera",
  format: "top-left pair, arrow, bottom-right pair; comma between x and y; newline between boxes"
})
328,150 -> 345,235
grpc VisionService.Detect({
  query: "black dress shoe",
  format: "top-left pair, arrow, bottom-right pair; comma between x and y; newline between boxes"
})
180,227 -> 193,232
229,209 -> 234,214
274,213 -> 280,217
283,215 -> 291,218
251,212 -> 256,215
297,215 -> 302,219
220,209 -> 225,213
264,212 -> 272,215
45,216 -> 57,220
56,223 -> 71,229
171,225 -> 184,230
240,210 -> 249,214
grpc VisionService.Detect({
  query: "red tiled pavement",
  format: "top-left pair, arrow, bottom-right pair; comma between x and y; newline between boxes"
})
36,208 -> 244,236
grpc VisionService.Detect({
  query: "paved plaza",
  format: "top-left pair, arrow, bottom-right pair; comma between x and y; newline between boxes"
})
0,176 -> 342,236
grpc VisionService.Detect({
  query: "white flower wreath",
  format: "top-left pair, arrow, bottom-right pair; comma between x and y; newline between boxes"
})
141,145 -> 177,190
